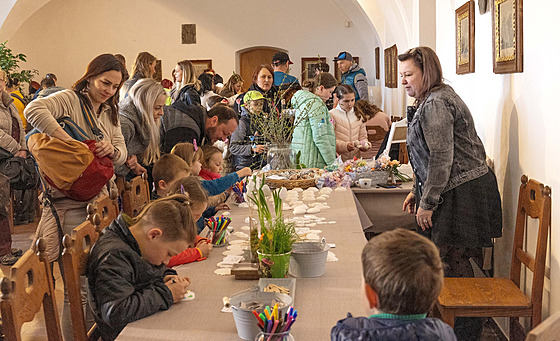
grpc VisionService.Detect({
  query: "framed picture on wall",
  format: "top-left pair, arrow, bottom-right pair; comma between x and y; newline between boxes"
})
189,59 -> 213,77
301,57 -> 327,82
334,57 -> 360,83
375,47 -> 380,79
384,45 -> 398,88
456,1 -> 475,74
492,0 -> 523,73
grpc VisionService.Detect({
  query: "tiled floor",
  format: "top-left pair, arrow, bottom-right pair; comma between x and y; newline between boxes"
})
2,221 -> 506,340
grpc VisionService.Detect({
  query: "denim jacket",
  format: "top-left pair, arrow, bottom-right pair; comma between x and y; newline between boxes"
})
407,84 -> 487,210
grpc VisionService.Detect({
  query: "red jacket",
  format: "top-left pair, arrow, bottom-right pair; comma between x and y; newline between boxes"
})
199,168 -> 221,180
167,236 -> 209,267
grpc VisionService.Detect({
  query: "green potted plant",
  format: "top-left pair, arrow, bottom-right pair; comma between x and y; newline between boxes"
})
246,175 -> 297,277
0,41 -> 38,93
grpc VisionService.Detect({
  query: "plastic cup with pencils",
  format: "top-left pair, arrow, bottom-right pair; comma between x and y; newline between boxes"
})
253,305 -> 296,341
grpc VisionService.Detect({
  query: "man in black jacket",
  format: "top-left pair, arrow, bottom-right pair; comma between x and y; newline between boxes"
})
161,103 -> 239,153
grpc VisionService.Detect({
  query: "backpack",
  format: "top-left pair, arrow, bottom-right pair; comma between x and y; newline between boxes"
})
0,148 -> 38,190
26,96 -> 114,201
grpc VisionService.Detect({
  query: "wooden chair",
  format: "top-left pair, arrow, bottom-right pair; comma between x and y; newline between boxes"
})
0,239 -> 63,341
86,190 -> 119,231
365,125 -> 387,144
121,174 -> 150,217
525,311 -> 560,341
437,175 -> 551,334
398,143 -> 409,164
61,214 -> 102,341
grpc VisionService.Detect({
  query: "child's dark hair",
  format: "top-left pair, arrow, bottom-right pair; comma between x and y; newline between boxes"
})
168,176 -> 209,207
152,154 -> 191,185
334,84 -> 354,100
207,95 -> 227,108
354,100 -> 383,123
302,72 -> 337,92
134,194 -> 197,244
361,228 -> 443,315
170,142 -> 203,168
200,145 -> 222,169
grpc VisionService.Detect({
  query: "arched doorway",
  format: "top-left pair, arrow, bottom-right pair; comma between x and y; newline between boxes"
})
238,47 -> 286,91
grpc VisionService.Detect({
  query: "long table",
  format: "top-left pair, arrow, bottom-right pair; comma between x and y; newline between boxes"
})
117,189 -> 367,340
352,181 -> 418,233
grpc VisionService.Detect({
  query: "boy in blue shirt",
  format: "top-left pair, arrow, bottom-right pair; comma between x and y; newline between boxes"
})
331,228 -> 456,341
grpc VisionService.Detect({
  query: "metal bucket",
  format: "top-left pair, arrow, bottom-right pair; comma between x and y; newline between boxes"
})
289,240 -> 331,277
230,290 -> 293,340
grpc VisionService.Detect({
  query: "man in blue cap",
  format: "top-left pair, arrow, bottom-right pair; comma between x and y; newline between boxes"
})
334,51 -> 368,101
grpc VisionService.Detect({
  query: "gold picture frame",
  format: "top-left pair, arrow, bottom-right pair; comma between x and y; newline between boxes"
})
301,57 -> 327,82
189,59 -> 213,77
456,1 -> 475,74
384,45 -> 398,88
492,0 -> 523,73
375,47 -> 380,79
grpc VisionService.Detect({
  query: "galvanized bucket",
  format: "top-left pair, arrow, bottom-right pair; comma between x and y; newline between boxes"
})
289,240 -> 331,278
230,290 -> 292,340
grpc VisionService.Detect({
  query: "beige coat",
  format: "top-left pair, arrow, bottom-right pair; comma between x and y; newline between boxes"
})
0,91 -> 26,154
24,89 -> 126,262
330,105 -> 367,161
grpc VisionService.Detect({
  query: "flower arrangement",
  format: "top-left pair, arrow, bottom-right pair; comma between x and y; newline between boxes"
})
246,175 -> 298,277
317,153 -> 412,187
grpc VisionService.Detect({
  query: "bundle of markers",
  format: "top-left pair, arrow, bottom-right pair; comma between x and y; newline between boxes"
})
231,180 -> 246,203
206,216 -> 232,245
252,304 -> 297,340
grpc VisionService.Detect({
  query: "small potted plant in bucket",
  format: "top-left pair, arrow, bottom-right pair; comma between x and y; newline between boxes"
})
247,175 -> 297,278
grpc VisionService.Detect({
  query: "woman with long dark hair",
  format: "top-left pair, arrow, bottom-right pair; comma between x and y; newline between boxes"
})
25,53 -> 127,340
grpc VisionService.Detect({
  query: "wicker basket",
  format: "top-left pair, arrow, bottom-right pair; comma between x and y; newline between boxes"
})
264,169 -> 320,189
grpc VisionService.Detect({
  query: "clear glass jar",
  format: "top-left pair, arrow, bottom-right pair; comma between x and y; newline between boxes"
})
267,145 -> 292,170
254,330 -> 294,341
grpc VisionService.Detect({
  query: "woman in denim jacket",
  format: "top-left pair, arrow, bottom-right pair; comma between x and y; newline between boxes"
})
399,47 -> 502,340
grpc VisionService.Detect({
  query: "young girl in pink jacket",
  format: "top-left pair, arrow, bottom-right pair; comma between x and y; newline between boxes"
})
329,84 -> 370,161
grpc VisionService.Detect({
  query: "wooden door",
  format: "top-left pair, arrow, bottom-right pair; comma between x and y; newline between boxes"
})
239,47 -> 281,91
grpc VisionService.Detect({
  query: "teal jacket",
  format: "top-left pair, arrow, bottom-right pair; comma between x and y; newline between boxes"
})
290,90 -> 336,168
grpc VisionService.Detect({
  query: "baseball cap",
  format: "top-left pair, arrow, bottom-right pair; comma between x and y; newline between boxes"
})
333,51 -> 353,62
272,52 -> 293,65
243,91 -> 266,104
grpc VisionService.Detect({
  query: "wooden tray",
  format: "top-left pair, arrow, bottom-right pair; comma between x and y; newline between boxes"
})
231,262 -> 260,280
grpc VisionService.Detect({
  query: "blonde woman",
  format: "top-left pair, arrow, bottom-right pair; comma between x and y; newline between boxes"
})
170,60 -> 202,106
117,78 -> 167,179
120,51 -> 157,98
219,73 -> 244,105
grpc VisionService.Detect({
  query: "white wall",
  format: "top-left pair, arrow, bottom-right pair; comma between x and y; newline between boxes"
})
436,0 -> 560,334
0,0 -> 379,96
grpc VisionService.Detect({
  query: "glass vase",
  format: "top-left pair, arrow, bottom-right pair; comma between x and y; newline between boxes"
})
257,251 -> 292,278
267,145 -> 292,170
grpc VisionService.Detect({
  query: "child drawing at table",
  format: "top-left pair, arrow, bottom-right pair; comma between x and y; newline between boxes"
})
87,195 -> 195,341
331,228 -> 456,341
169,142 -> 252,233
199,145 -> 224,180
166,176 -> 214,266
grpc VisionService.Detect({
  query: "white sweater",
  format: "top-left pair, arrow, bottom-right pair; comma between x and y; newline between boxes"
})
329,104 -> 368,161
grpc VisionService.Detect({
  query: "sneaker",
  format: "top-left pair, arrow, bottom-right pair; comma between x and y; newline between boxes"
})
11,248 -> 23,257
1,253 -> 19,266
